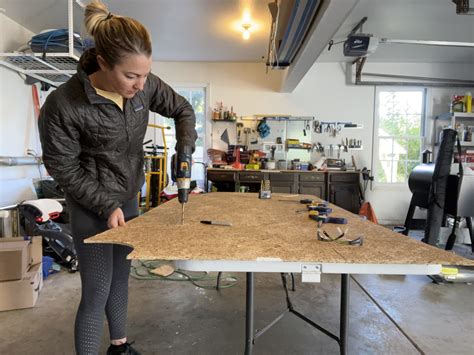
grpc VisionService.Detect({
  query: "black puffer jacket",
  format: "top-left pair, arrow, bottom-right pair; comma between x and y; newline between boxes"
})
38,50 -> 197,219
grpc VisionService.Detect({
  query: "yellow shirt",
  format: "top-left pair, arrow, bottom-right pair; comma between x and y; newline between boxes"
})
93,86 -> 124,111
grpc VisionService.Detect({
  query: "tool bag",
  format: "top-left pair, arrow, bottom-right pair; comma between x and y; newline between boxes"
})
18,199 -> 78,271
257,118 -> 271,138
29,29 -> 85,54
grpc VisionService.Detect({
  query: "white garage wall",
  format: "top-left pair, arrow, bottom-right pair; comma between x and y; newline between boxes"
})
152,61 -> 473,223
0,14 -> 42,206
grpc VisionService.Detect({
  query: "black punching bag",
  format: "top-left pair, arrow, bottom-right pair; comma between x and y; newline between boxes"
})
424,128 -> 457,245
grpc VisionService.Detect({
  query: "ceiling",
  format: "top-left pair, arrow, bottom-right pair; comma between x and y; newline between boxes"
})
318,0 -> 474,63
1,0 -> 472,64
0,0 -> 272,62
1,0 -> 473,92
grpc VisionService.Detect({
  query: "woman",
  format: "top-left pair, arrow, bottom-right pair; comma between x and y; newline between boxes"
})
38,1 -> 197,354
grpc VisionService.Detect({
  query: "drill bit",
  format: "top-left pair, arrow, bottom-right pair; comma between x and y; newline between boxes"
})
181,203 -> 185,225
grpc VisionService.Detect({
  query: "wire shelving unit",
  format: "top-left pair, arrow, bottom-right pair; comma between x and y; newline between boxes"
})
0,0 -> 85,87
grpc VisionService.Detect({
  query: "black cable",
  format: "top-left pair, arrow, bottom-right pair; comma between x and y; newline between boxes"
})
350,275 -> 425,355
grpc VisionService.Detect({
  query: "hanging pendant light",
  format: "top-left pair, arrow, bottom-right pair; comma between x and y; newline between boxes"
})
242,23 -> 251,40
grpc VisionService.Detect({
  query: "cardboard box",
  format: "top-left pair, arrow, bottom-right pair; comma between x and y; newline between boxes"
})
28,236 -> 43,265
0,239 -> 29,281
0,237 -> 43,282
0,263 -> 43,312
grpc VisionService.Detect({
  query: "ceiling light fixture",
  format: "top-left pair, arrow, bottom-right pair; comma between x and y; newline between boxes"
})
242,23 -> 251,40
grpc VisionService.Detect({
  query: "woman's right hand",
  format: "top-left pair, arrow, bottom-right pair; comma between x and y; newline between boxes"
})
108,207 -> 126,229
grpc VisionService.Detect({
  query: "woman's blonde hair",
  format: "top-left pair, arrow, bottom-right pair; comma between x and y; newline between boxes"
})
83,0 -> 152,67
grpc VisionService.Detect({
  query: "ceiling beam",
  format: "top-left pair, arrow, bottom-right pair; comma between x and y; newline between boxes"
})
280,0 -> 359,93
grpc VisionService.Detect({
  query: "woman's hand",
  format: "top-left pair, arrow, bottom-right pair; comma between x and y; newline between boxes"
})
108,207 -> 126,228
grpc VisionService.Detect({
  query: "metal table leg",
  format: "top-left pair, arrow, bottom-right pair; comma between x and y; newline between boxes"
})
340,274 -> 350,355
466,217 -> 474,253
245,272 -> 254,355
242,272 -> 350,354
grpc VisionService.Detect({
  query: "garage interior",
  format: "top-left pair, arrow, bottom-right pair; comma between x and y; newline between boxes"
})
0,0 -> 473,354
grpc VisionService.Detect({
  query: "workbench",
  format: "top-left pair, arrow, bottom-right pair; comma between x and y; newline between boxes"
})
207,169 -> 361,213
87,193 -> 473,355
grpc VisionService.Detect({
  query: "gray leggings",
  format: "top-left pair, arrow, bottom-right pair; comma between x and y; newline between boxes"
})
67,195 -> 138,355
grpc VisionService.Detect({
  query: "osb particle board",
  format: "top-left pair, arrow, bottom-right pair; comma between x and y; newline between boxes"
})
86,192 -> 474,266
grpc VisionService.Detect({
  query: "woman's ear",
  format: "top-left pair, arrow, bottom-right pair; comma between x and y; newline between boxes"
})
96,55 -> 110,71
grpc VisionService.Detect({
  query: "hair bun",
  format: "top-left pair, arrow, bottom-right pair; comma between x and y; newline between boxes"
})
82,0 -> 152,68
84,0 -> 109,36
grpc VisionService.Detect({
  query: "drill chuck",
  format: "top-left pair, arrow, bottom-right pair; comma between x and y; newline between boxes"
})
178,185 -> 189,204
171,145 -> 193,205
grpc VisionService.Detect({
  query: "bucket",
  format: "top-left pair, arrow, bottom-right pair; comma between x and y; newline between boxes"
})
277,160 -> 288,170
265,161 -> 276,170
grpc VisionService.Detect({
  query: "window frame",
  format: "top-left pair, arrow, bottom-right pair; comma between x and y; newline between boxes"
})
173,83 -> 210,163
372,86 -> 427,186
167,83 -> 210,187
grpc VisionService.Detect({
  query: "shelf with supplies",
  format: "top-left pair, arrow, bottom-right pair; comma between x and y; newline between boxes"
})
0,51 -> 80,87
436,112 -> 474,122
241,115 -> 315,122
211,119 -> 237,122
432,112 -> 474,155
285,143 -> 363,151
0,0 -> 84,88
318,121 -> 364,129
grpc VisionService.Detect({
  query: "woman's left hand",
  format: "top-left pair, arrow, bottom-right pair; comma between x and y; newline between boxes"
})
108,207 -> 126,229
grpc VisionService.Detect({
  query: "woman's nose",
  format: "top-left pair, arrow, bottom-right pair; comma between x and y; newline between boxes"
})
134,78 -> 146,91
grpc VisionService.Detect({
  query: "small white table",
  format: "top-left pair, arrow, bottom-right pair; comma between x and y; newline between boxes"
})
175,259 -> 440,355
88,192 -> 472,355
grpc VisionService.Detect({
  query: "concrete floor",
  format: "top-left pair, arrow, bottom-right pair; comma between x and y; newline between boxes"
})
1,260 -> 473,355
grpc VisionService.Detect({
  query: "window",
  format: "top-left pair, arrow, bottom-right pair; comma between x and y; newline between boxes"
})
150,86 -> 207,187
175,87 -> 206,167
374,88 -> 425,183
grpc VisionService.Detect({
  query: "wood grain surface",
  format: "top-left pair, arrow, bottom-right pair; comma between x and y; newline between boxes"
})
86,192 -> 474,266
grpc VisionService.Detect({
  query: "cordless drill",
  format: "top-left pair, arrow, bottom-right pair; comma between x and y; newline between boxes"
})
171,145 -> 193,225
